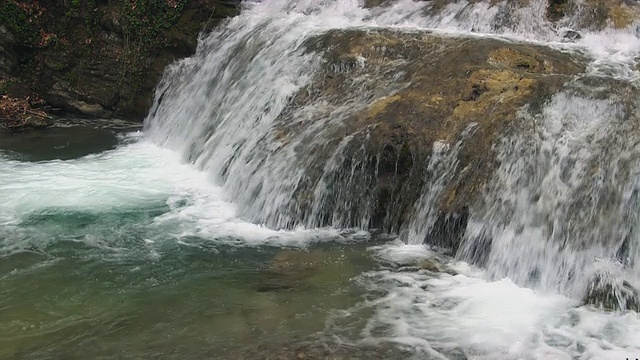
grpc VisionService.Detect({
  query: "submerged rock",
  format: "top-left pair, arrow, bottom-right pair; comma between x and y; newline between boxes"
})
258,248 -> 370,292
233,341 -> 412,360
582,272 -> 640,312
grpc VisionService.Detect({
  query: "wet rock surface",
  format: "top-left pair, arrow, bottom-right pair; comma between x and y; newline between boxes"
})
563,0 -> 640,29
269,29 -> 585,247
364,0 -> 640,30
583,273 -> 640,312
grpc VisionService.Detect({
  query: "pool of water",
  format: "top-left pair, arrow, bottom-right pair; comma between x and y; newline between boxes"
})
0,239 -> 383,359
0,125 -> 407,359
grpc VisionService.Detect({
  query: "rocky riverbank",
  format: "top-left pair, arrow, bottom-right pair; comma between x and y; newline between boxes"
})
0,0 -> 241,127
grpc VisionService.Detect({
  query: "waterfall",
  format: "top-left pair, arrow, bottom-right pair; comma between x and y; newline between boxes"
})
459,84 -> 640,301
144,0 -> 640,306
144,0 -> 566,228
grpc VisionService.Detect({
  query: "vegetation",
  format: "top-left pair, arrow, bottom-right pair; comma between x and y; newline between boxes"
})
117,0 -> 191,94
0,93 -> 51,131
0,0 -> 240,123
0,1 -> 38,46
123,0 -> 188,44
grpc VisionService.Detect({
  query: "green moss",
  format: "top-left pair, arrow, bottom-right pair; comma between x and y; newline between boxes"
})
0,80 -> 10,95
0,2 -> 37,46
114,0 -> 191,97
51,62 -> 65,72
122,0 -> 188,46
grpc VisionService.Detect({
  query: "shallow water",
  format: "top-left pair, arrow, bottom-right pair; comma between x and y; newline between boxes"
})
0,129 -> 391,359
0,241 -> 379,359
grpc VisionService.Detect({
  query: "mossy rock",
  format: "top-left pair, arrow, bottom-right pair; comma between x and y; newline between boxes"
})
268,29 -> 586,239
1,0 -> 240,120
550,0 -> 640,29
582,273 -> 640,312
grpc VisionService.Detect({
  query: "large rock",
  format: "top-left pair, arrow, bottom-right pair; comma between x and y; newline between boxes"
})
0,26 -> 17,77
546,0 -> 640,29
2,0 -> 240,120
364,0 -> 640,32
583,272 -> 640,312
271,29 -> 585,244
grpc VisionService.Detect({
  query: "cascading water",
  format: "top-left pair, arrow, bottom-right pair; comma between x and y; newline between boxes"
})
143,0 -> 640,356
144,0 -> 577,231
459,84 -> 640,299
2,0 -> 640,358
145,0 -> 640,304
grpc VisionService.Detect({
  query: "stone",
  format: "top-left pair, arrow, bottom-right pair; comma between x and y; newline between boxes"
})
418,259 -> 441,272
0,25 -> 17,76
3,1 -> 241,121
561,29 -> 582,42
582,273 -> 640,312
272,29 -> 586,246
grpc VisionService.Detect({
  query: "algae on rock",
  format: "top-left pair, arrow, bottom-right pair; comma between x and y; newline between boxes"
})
265,29 -> 586,246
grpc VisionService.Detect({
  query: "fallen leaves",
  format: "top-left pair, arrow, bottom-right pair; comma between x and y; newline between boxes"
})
0,94 -> 51,131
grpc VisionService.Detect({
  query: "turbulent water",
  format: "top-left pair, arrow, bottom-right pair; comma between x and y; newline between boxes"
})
2,0 -> 640,359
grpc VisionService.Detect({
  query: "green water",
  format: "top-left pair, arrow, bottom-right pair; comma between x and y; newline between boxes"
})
1,237 -> 377,359
0,203 -> 387,359
0,125 -> 405,359
0,121 -> 137,161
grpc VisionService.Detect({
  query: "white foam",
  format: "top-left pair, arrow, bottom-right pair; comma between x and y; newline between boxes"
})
0,137 -> 202,214
369,240 -> 435,265
579,30 -> 640,79
0,137 -> 355,248
351,243 -> 640,359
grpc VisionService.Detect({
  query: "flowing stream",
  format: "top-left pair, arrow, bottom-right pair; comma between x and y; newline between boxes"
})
2,0 -> 640,359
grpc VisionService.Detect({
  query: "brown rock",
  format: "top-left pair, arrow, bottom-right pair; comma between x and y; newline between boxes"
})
272,29 -> 585,237
4,1 -> 240,120
550,0 -> 640,29
0,25 -> 17,76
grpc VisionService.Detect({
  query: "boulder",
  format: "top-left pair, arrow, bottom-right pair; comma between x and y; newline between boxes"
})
582,272 -> 640,312
271,29 -> 585,241
0,26 -> 17,77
